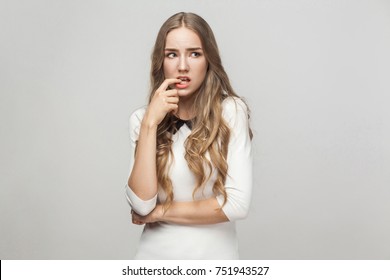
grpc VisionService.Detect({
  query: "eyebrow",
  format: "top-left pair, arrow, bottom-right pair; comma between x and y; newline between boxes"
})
164,47 -> 203,52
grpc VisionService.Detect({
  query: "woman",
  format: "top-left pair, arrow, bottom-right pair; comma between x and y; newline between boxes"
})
125,12 -> 252,259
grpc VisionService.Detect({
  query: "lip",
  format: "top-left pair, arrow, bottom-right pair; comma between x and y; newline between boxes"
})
176,76 -> 191,81
176,76 -> 191,89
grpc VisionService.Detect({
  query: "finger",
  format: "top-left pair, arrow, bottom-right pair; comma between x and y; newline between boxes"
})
168,104 -> 179,113
132,215 -> 143,225
133,217 -> 145,225
157,79 -> 181,93
165,97 -> 179,104
164,89 -> 179,97
133,220 -> 143,225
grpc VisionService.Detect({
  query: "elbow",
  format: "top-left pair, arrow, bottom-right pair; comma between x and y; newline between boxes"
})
132,204 -> 155,216
239,206 -> 250,220
125,185 -> 157,216
223,201 -> 250,222
218,193 -> 251,222
230,205 -> 250,221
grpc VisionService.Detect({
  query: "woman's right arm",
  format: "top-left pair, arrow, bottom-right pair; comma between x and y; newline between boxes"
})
126,79 -> 180,215
127,118 -> 159,199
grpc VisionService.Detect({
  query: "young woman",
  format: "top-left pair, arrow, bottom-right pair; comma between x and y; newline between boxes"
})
125,12 -> 253,259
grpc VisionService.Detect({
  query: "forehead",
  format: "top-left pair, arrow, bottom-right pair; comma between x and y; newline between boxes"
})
165,27 -> 202,48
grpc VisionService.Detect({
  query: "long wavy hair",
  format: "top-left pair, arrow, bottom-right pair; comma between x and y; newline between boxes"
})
146,12 -> 250,210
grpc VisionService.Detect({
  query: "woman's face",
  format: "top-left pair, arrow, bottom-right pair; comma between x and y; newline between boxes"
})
163,27 -> 208,98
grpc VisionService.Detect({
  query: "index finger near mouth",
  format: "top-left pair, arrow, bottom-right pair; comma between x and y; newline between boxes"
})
157,78 -> 181,92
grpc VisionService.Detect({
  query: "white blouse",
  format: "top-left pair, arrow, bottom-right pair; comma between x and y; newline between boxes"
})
125,97 -> 253,259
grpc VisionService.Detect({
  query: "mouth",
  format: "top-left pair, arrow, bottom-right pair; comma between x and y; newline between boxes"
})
177,76 -> 191,84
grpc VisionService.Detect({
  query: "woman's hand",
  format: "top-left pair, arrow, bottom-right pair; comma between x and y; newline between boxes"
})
143,78 -> 181,127
131,205 -> 163,225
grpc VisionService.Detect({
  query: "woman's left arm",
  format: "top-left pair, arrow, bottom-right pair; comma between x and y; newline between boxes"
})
132,98 -> 252,225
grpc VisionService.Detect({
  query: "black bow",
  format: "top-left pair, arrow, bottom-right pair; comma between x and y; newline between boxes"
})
171,116 -> 193,133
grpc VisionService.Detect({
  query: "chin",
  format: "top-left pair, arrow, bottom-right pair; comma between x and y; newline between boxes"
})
177,89 -> 194,97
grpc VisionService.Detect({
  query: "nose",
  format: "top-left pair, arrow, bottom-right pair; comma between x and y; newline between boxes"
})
178,55 -> 189,72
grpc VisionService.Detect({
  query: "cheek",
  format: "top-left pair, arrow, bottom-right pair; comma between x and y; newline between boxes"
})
194,60 -> 208,77
163,60 -> 175,75
200,63 -> 208,81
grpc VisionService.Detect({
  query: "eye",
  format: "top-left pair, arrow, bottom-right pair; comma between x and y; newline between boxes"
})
166,52 -> 176,58
191,52 -> 201,58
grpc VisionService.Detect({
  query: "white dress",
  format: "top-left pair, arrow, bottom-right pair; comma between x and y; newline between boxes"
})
125,97 -> 253,259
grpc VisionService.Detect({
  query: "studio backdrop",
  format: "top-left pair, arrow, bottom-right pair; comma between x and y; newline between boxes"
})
1,0 -> 389,259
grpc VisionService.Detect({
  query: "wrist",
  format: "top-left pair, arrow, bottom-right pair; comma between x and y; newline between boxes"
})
141,118 -> 158,130
142,111 -> 160,129
153,204 -> 165,222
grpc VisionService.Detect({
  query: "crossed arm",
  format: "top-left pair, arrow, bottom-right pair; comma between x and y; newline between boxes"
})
131,198 -> 228,225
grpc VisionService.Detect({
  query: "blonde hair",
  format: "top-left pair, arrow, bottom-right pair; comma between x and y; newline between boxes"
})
146,12 -> 250,209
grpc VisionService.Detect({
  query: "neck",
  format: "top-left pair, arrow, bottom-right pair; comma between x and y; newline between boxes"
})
177,96 -> 195,120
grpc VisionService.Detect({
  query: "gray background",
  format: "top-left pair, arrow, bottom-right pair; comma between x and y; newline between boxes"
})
1,0 -> 389,259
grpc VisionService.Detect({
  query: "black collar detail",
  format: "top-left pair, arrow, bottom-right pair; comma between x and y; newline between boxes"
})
171,115 -> 193,133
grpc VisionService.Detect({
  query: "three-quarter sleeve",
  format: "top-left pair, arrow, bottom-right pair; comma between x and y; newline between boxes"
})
216,97 -> 253,221
124,107 -> 157,216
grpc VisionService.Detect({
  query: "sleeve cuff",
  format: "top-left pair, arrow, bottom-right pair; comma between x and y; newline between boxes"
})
125,184 -> 157,216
